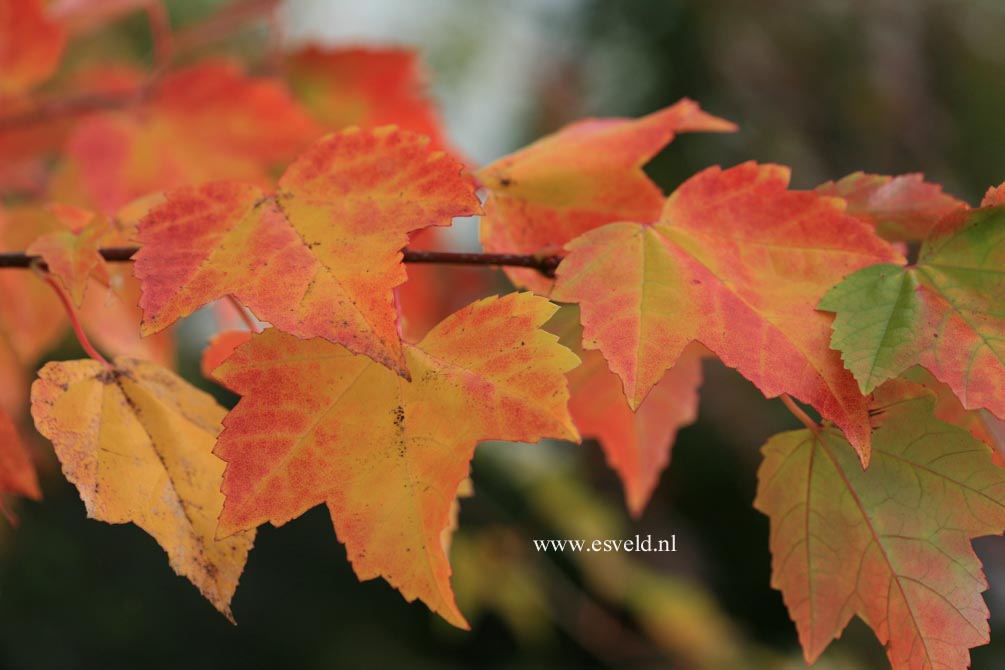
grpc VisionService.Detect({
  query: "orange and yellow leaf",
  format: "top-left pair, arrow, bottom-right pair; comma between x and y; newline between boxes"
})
26,208 -> 110,306
30,357 -> 255,620
212,293 -> 579,628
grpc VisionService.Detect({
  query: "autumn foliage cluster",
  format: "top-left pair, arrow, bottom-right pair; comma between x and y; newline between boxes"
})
3,2 -> 1005,669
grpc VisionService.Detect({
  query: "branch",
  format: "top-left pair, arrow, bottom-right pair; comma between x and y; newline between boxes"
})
0,247 -> 563,277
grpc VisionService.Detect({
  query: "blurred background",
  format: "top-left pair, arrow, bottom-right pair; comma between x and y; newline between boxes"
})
3,0 -> 1005,668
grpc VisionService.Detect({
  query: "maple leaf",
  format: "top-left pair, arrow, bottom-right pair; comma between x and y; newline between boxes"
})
26,207 -> 110,307
551,162 -> 900,463
30,357 -> 255,621
53,60 -> 321,213
135,126 -> 482,374
815,172 -> 967,241
820,205 -> 1005,419
212,293 -> 579,628
0,0 -> 65,95
477,100 -> 737,292
755,379 -> 1005,670
548,306 -> 702,516
0,409 -> 41,522
285,45 -> 460,157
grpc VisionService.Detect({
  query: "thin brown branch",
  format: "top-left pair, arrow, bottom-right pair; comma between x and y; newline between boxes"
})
0,247 -> 563,277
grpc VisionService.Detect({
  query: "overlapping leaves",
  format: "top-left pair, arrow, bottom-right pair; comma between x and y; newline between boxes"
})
550,162 -> 901,462
134,126 -> 481,373
2,21 -> 1005,668
756,380 -> 1005,670
547,306 -> 703,516
478,100 -> 736,291
821,204 -> 1005,419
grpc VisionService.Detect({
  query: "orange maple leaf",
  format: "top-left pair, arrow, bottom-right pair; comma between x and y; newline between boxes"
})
478,100 -> 736,292
134,126 -> 482,374
212,293 -> 579,628
26,206 -> 110,307
550,162 -> 902,464
31,357 -> 255,621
